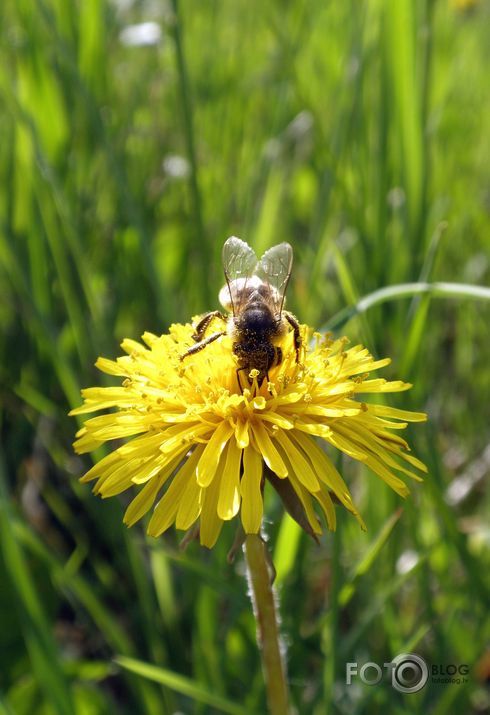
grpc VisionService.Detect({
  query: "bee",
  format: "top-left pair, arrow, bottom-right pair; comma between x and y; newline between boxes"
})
181,236 -> 301,389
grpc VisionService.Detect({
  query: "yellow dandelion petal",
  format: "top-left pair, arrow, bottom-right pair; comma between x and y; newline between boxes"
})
363,454 -> 410,497
355,379 -> 411,393
95,450 -> 174,495
240,446 -> 263,533
369,427 -> 410,448
399,452 -> 428,473
118,432 -> 166,457
364,418 -> 409,431
252,420 -> 288,478
73,431 -> 105,454
304,404 -> 362,418
217,439 -> 242,520
131,456 -> 171,485
368,404 -> 427,422
148,446 -> 203,537
294,420 -> 333,440
69,387 -> 134,415
141,331 -> 160,347
260,412 -> 295,429
126,439 -> 190,485
315,381 -> 355,398
95,458 -> 139,497
313,486 -> 336,531
275,431 -> 320,492
383,459 -> 423,483
196,421 -> 234,487
94,356 -> 130,377
326,429 -> 368,461
288,431 -> 354,509
271,391 -> 304,406
79,450 -> 121,484
200,455 -> 226,548
124,465 -> 176,527
120,338 -> 149,356
337,359 -> 390,381
334,422 -> 425,483
283,469 -> 322,535
175,469 -> 203,531
235,418 -> 250,448
82,412 -> 150,441
360,357 -> 392,372
159,423 -> 211,454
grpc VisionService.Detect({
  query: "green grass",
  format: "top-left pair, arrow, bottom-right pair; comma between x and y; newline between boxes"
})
1,0 -> 490,713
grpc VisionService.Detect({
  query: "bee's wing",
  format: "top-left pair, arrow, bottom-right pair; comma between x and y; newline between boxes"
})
222,236 -> 258,314
256,242 -> 293,315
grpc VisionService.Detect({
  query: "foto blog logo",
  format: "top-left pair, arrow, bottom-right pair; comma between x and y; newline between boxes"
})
346,653 -> 429,693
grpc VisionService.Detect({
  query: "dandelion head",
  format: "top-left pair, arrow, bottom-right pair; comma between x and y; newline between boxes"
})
70,322 -> 427,548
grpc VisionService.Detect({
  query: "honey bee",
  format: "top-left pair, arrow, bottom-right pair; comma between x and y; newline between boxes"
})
181,236 -> 301,389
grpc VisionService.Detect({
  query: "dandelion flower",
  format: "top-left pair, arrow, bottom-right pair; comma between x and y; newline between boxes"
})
70,323 -> 427,548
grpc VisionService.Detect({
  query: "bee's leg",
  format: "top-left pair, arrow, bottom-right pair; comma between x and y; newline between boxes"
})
192,311 -> 227,341
274,346 -> 283,366
235,367 -> 248,393
180,331 -> 226,360
284,312 -> 301,361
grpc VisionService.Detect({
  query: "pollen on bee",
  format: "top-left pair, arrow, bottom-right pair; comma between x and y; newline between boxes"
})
249,369 -> 260,379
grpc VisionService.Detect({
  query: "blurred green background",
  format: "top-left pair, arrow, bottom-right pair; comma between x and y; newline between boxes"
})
1,0 -> 489,713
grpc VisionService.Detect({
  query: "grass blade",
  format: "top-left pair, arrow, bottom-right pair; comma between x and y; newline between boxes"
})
115,656 -> 251,715
0,453 -> 74,715
324,281 -> 490,332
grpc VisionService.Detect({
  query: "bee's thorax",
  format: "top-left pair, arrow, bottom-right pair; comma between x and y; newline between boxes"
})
235,302 -> 278,337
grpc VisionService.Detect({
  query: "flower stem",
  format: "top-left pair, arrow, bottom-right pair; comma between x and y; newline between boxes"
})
244,534 -> 291,715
